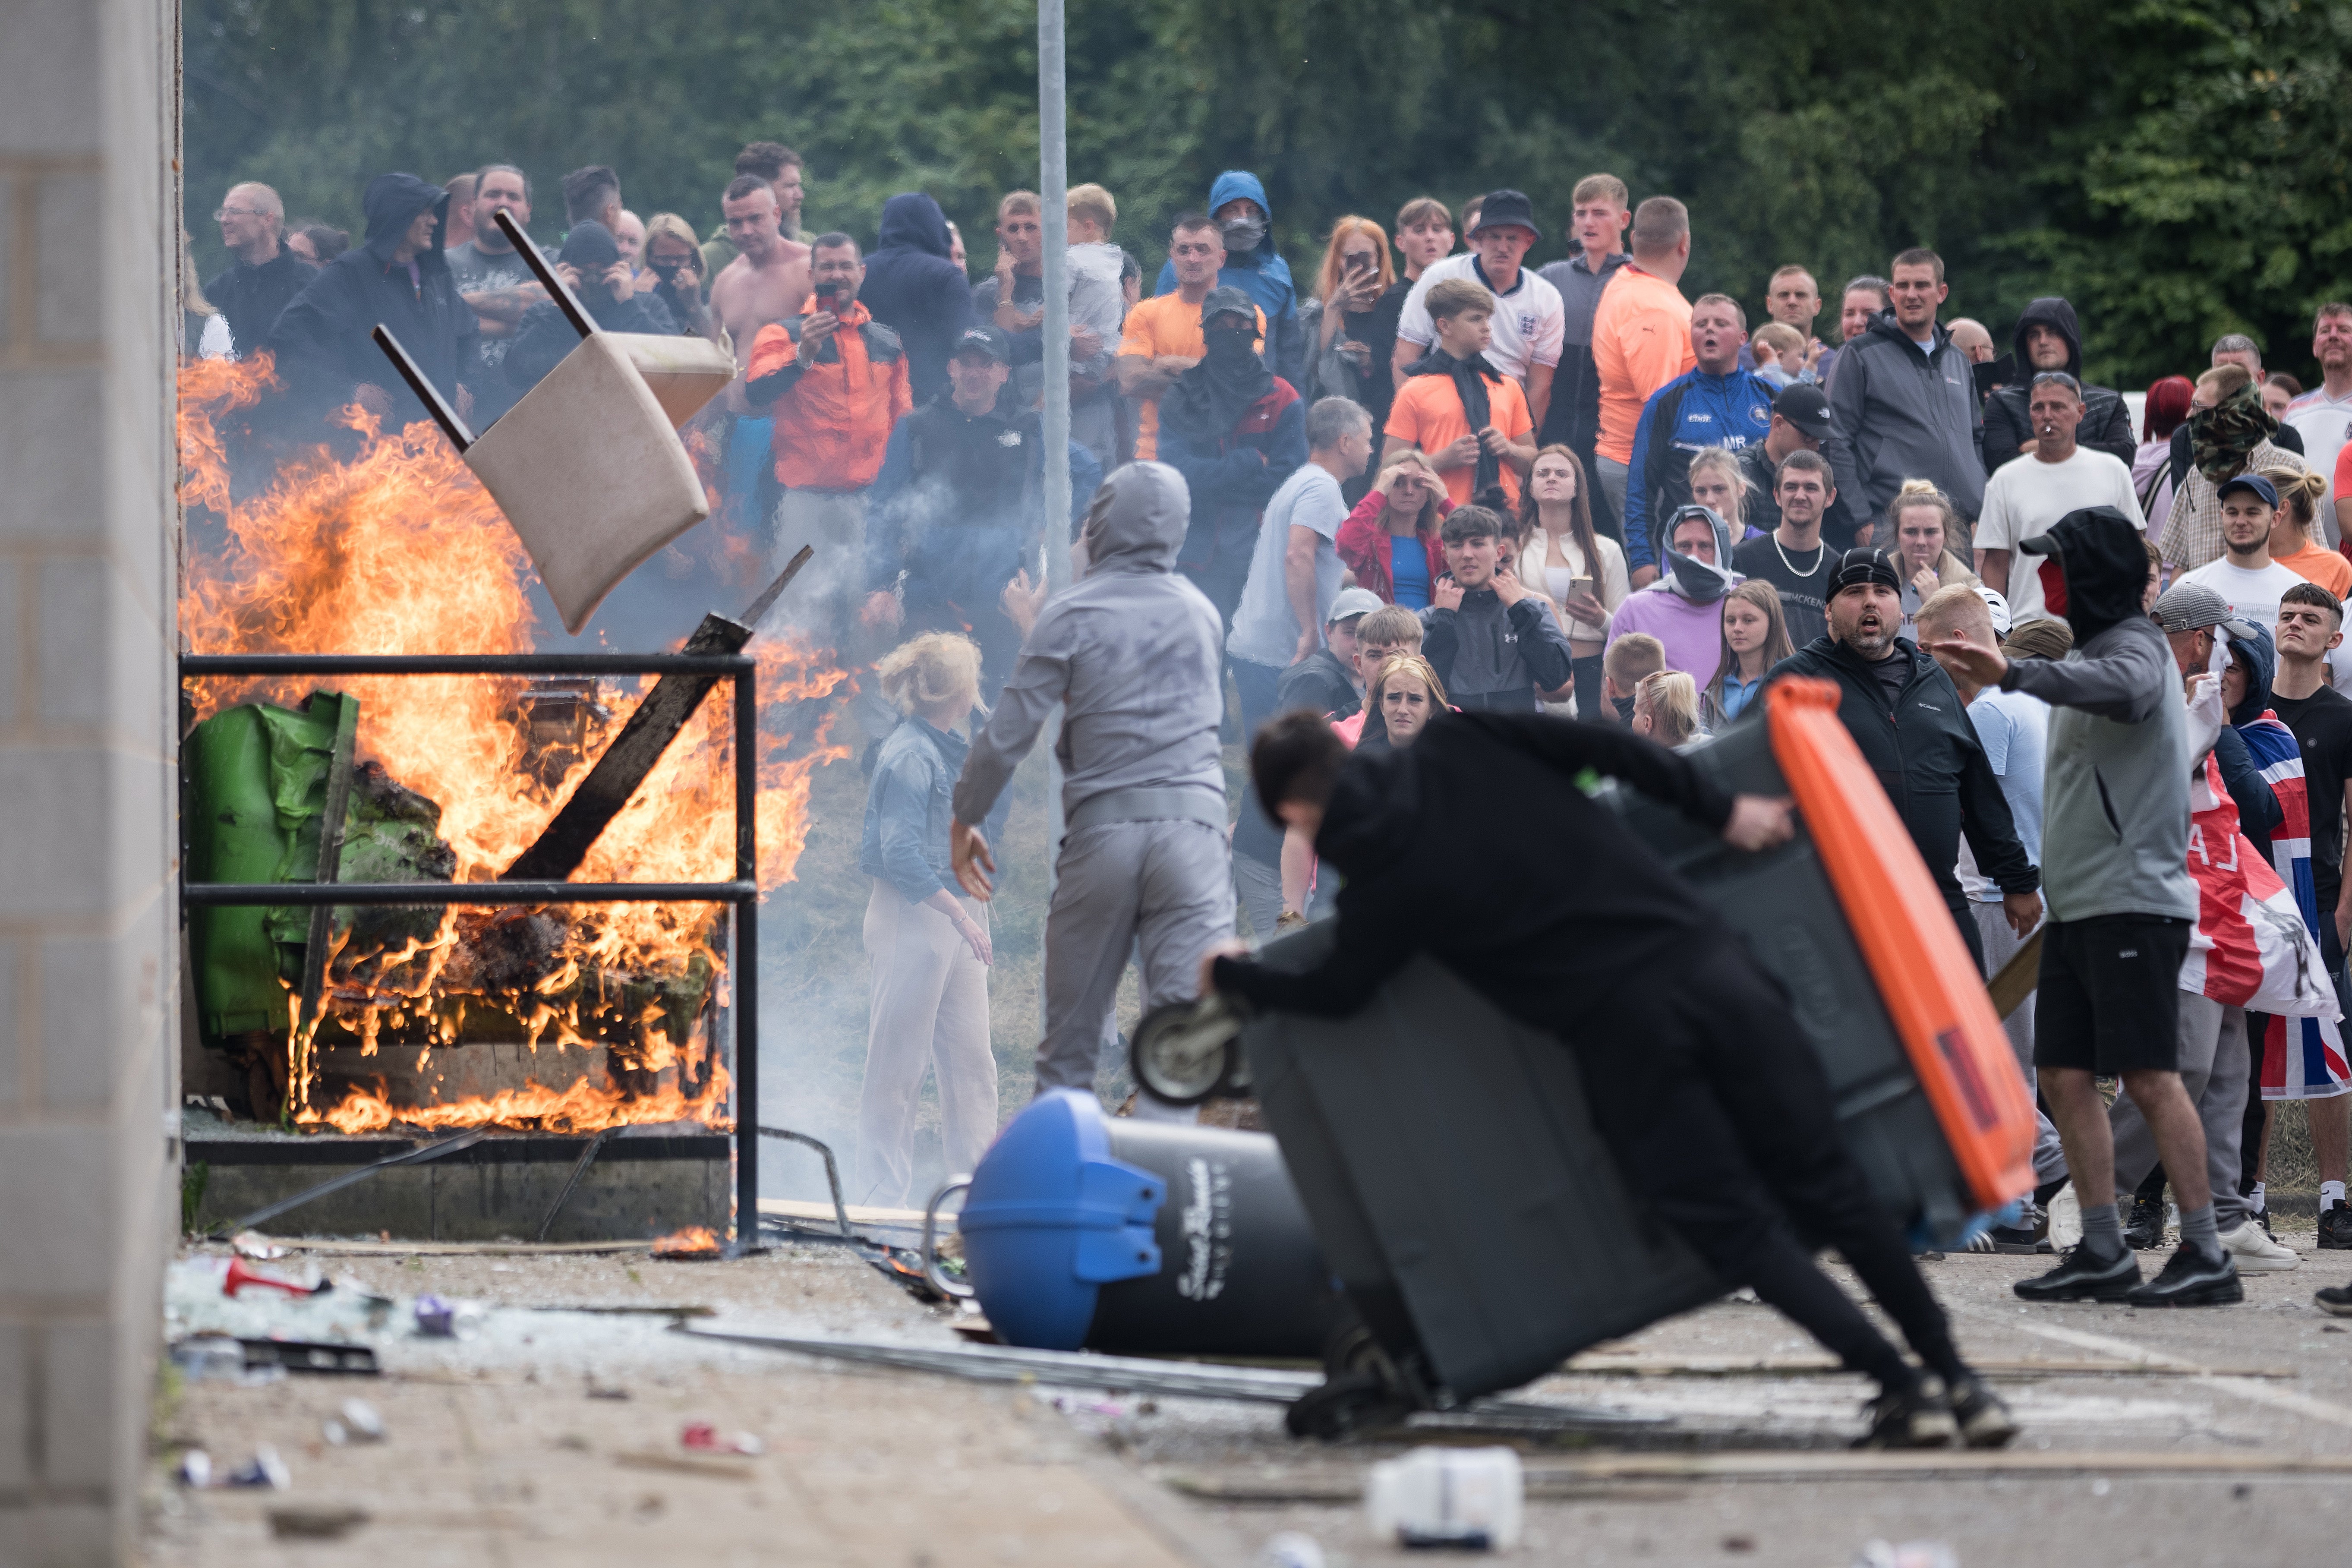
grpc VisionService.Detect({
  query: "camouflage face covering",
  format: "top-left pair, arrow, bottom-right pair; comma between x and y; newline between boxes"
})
2188,380 -> 2278,486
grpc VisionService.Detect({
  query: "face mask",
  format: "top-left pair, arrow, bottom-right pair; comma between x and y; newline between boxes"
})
1221,216 -> 1266,253
1203,328 -> 1257,365
1666,547 -> 1735,604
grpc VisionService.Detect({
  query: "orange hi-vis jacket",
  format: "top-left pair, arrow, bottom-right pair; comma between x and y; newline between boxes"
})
746,297 -> 912,492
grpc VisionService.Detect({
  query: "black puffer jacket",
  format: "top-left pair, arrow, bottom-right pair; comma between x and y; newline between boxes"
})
1981,297 -> 2135,471
1761,634 -> 2038,907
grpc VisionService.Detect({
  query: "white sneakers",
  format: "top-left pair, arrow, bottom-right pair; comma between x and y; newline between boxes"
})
2217,1218 -> 2300,1271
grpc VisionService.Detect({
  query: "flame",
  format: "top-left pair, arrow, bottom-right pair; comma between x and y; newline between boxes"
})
178,357 -> 847,1134
651,1225 -> 722,1257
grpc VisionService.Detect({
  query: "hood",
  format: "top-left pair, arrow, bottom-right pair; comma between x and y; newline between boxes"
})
2223,621 -> 2277,728
876,192 -> 953,258
1207,170 -> 1275,262
2009,297 -> 2084,380
2022,505 -> 2146,644
1662,506 -> 1738,603
360,173 -> 449,262
558,221 -> 619,273
1313,742 -> 1419,880
1080,461 -> 1189,575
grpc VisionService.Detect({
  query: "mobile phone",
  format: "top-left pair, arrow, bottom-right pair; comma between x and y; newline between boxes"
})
1571,576 -> 1594,598
1346,252 -> 1372,276
813,281 -> 842,308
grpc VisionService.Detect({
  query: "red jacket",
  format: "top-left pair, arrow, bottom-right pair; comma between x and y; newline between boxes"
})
746,297 -> 911,492
1336,488 -> 1452,603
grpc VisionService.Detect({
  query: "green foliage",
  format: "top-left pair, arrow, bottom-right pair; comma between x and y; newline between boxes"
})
187,0 -> 2352,386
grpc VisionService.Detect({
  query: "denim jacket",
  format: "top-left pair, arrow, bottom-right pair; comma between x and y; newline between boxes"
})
858,716 -> 968,904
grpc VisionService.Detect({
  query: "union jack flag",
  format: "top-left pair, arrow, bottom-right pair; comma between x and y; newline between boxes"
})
2234,714 -> 2352,1101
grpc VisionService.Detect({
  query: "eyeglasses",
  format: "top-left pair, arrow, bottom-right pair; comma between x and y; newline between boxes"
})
2030,371 -> 2081,393
213,207 -> 269,221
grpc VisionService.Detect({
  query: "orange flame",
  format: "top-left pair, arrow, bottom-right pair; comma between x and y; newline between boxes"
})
178,357 -> 847,1133
651,1225 -> 722,1257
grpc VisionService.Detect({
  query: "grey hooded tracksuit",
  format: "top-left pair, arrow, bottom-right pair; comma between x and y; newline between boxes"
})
952,463 -> 1236,1097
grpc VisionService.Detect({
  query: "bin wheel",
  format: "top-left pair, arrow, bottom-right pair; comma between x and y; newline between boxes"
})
1283,1371 -> 1415,1441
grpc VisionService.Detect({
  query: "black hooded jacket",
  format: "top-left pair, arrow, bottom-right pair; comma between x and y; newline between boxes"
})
1211,711 -> 1737,1029
1761,635 -> 2038,908
858,194 -> 976,404
263,174 -> 480,426
502,221 -> 678,393
1981,298 -> 2136,471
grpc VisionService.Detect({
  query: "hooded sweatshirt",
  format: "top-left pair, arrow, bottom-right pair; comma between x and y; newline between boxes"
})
859,193 -> 977,404
264,173 -> 480,428
1605,505 -> 1745,687
953,463 -> 1228,826
1825,309 -> 1985,521
1996,506 -> 2197,923
1152,171 -> 1304,388
1980,298 -> 2137,472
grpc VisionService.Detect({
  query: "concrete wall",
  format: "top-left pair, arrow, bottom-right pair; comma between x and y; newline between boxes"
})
0,0 -> 180,1562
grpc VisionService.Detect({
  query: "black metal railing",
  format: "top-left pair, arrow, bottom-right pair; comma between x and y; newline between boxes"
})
177,650 -> 763,1241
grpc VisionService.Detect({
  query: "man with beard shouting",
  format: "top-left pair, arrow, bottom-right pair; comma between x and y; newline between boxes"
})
1762,549 -> 2040,969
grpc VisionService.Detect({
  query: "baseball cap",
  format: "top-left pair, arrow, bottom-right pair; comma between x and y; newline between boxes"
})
2216,473 -> 2280,508
2151,581 -> 2231,633
1971,585 -> 2013,637
1469,189 -> 1541,240
1324,587 -> 1384,625
950,324 -> 1011,364
1200,284 -> 1257,328
1772,384 -> 1832,440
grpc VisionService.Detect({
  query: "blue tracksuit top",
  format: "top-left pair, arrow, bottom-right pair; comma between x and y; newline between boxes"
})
1624,367 -> 1777,570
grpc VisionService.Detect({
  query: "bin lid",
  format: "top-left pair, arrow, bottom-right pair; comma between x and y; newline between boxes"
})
960,1091 -> 1165,1348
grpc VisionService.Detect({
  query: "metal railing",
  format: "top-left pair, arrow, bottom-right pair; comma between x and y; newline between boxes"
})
177,649 -> 763,1242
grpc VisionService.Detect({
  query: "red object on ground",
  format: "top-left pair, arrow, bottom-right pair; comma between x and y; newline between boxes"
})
222,1256 -> 322,1298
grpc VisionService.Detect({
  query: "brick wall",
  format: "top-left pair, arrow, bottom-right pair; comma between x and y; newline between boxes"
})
0,1 -> 180,1562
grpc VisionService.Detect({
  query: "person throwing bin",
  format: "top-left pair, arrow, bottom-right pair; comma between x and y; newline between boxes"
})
1205,708 -> 2016,1449
950,462 -> 1235,1110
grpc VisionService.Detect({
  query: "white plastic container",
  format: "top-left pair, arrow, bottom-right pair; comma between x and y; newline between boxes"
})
1364,1445 -> 1523,1551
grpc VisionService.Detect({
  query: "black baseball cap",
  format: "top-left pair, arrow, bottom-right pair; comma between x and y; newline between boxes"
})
951,324 -> 1011,364
1200,284 -> 1258,331
1772,383 -> 1833,440
1469,189 -> 1541,240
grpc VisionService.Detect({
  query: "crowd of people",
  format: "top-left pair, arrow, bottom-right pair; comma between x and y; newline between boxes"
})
188,147 -> 2352,1331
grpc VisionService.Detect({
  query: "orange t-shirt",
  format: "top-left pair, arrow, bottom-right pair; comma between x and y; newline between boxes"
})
2275,535 -> 2352,599
1119,292 -> 1267,459
1591,266 -> 1695,466
1384,371 -> 1534,507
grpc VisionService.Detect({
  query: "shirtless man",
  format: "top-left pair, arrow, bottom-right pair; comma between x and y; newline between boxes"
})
709,177 -> 811,399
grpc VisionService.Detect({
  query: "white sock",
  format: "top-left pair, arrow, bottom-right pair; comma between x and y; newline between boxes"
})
2251,1181 -> 2267,1211
2324,1181 -> 2346,1211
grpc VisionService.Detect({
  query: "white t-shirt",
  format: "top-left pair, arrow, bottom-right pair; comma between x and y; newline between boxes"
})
2180,553 -> 2352,691
2285,385 -> 2352,540
1972,447 -> 2146,624
1394,254 -> 1565,384
1228,464 -> 1349,669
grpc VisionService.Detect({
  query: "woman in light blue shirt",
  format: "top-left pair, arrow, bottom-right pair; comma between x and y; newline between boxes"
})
1703,580 -> 1794,730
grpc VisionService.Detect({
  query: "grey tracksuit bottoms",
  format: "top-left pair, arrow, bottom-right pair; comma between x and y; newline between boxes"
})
2109,991 -> 2251,1230
1037,818 -> 1235,1099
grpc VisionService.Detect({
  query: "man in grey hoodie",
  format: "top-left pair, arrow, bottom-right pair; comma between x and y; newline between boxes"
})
949,462 -> 1234,1104
1929,505 -> 2240,1307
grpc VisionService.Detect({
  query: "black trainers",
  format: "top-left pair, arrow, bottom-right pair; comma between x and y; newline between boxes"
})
2124,1191 -> 2167,1250
1946,1376 -> 2019,1449
2124,1246 -> 2243,1307
2319,1208 -> 2352,1250
1986,1224 -> 2051,1255
2316,1279 -> 2352,1317
2014,1244 -> 2142,1302
1854,1376 -> 1960,1449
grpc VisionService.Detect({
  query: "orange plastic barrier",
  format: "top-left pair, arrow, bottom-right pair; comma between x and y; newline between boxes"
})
1766,677 -> 2039,1211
